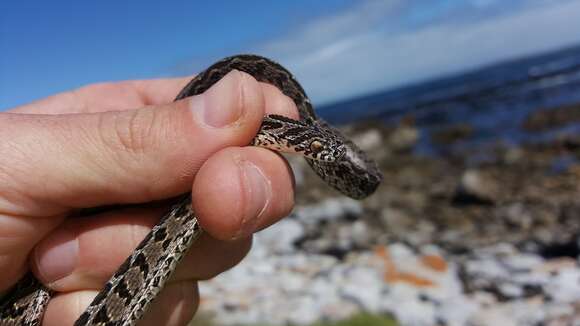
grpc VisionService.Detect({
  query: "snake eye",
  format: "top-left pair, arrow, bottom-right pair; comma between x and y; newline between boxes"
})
309,140 -> 324,154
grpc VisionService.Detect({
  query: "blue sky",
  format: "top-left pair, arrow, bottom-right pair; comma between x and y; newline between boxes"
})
2,0 -> 580,110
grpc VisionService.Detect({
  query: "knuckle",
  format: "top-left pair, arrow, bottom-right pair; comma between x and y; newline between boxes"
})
99,108 -> 158,156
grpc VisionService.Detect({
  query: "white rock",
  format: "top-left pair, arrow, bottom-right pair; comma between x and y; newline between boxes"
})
389,243 -> 415,260
382,287 -> 437,326
339,267 -> 384,312
437,295 -> 479,326
503,253 -> 543,272
255,218 -> 304,254
295,198 -> 363,224
545,267 -> 580,303
353,129 -> 383,151
465,258 -> 509,280
498,282 -> 524,298
285,296 -> 320,325
469,305 -> 518,326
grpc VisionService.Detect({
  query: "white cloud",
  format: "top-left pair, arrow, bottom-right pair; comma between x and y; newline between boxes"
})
258,0 -> 580,105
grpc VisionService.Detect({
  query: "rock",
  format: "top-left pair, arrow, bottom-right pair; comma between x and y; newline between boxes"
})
294,198 -> 363,225
468,304 -> 519,326
465,257 -> 509,281
498,283 -> 524,298
503,147 -> 525,164
335,220 -> 372,249
351,129 -> 383,151
536,257 -> 577,273
339,266 -> 384,312
431,123 -> 474,145
437,295 -> 479,326
523,103 -> 580,132
454,169 -> 500,204
284,296 -> 320,325
503,252 -> 543,271
544,267 -> 580,303
381,287 -> 437,326
380,207 -> 414,232
496,203 -> 533,230
255,218 -> 304,254
388,126 -> 419,152
543,302 -> 576,325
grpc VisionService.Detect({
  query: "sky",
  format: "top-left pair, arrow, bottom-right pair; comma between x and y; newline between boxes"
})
2,0 -> 580,110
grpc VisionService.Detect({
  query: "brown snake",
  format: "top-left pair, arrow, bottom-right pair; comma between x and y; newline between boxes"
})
0,55 -> 382,325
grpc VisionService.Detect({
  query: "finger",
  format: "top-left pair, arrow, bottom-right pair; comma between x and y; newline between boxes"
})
260,82 -> 299,119
8,79 -> 298,120
0,70 -> 271,217
42,281 -> 198,326
140,281 -> 198,326
8,77 -> 191,114
31,206 -> 162,290
0,214 -> 64,290
171,233 -> 251,281
30,208 -> 251,291
32,146 -> 292,290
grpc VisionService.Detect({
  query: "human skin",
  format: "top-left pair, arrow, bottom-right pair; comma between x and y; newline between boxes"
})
0,70 -> 298,325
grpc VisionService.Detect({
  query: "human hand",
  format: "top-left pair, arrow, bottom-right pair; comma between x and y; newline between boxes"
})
0,70 -> 297,325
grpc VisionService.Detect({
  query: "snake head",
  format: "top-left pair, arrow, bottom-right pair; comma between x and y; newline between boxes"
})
255,115 -> 346,162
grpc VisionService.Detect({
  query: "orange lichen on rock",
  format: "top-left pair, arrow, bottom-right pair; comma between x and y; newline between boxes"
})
374,246 -> 398,282
395,272 -> 436,287
420,254 -> 448,272
374,246 -> 437,287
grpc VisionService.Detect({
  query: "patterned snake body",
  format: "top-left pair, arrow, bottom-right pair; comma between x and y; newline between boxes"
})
0,55 -> 382,325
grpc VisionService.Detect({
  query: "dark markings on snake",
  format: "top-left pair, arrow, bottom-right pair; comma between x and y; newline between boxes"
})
153,227 -> 167,242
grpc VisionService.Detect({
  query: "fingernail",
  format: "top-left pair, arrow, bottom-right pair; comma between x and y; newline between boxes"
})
34,227 -> 78,283
194,70 -> 244,128
236,160 -> 271,239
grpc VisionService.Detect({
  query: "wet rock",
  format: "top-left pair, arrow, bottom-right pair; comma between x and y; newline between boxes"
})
431,124 -> 474,145
523,103 -> 580,132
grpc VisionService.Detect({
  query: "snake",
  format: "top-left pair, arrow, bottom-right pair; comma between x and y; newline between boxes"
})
0,55 -> 382,325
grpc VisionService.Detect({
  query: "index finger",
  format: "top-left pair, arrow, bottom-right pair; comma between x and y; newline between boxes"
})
8,77 -> 191,114
8,78 -> 299,120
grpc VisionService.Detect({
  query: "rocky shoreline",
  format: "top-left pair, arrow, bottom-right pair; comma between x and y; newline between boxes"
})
196,104 -> 580,326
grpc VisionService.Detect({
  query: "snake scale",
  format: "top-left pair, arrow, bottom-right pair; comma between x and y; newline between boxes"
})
0,55 -> 382,325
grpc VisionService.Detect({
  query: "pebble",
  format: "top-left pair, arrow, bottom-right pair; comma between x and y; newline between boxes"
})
456,169 -> 500,203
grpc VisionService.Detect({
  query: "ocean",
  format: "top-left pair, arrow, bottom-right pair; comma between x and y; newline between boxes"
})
319,45 -> 580,156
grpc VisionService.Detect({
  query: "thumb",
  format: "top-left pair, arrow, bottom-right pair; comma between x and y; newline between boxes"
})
0,70 -> 265,216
